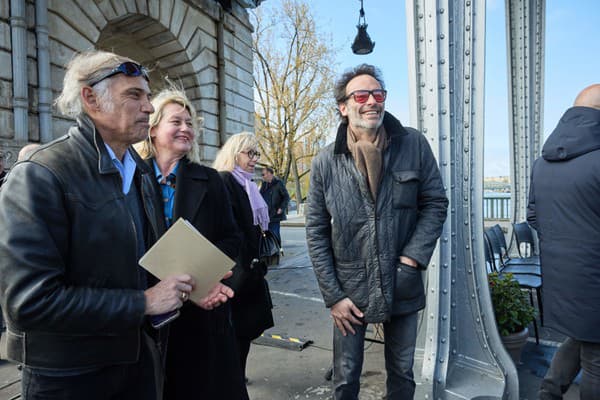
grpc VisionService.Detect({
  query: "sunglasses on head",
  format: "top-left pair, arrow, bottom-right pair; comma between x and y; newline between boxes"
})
344,89 -> 387,104
88,62 -> 149,87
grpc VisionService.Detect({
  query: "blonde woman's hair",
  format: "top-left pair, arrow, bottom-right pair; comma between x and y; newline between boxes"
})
135,88 -> 202,164
55,50 -> 137,117
212,132 -> 258,172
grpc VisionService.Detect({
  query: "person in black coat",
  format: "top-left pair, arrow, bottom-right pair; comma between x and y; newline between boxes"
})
213,132 -> 275,382
136,89 -> 247,400
260,166 -> 290,249
527,83 -> 600,400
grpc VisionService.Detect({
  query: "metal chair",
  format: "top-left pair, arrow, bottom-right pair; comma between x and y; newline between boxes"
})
483,233 -> 497,274
486,225 -> 541,276
484,229 -> 544,335
483,232 -> 541,344
512,221 -> 540,259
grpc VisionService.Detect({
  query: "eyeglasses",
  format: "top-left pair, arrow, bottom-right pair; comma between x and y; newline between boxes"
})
88,62 -> 149,87
241,150 -> 261,160
344,89 -> 387,104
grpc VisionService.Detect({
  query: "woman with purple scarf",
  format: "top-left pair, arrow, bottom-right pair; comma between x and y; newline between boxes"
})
213,132 -> 274,384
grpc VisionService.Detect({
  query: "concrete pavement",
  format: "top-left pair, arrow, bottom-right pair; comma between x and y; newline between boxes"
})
258,220 -> 581,399
0,221 -> 581,399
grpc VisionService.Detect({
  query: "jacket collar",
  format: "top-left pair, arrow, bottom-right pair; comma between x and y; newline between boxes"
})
76,114 -> 151,176
333,111 -> 409,155
175,158 -> 208,222
144,157 -> 209,222
542,106 -> 600,162
76,114 -> 121,175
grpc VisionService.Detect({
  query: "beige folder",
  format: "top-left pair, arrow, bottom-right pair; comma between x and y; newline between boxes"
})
139,218 -> 236,303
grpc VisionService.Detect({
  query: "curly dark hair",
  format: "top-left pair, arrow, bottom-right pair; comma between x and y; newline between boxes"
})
333,64 -> 385,123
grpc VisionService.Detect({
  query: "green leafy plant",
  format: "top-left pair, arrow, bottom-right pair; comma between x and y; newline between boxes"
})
488,272 -> 536,336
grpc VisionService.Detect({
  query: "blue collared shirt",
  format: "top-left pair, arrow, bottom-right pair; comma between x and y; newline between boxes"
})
153,160 -> 179,228
104,144 -> 136,194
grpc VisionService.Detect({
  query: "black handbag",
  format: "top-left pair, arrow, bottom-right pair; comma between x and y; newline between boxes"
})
259,229 -> 281,259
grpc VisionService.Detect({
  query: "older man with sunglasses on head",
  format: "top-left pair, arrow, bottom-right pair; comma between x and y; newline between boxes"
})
0,50 -> 233,400
306,64 -> 448,400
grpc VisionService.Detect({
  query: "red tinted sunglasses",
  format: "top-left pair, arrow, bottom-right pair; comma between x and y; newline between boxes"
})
88,62 -> 149,87
344,89 -> 387,104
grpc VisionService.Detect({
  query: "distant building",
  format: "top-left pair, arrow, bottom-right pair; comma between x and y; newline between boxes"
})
484,176 -> 511,192
0,0 -> 262,167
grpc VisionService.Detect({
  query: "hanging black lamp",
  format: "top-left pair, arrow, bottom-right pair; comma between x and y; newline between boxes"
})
351,0 -> 375,55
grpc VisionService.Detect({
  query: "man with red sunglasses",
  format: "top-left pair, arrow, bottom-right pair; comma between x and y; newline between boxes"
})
0,50 -> 232,399
306,64 -> 448,399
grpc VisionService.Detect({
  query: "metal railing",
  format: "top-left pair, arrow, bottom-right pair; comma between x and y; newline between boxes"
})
484,192 -> 511,220
297,194 -> 512,220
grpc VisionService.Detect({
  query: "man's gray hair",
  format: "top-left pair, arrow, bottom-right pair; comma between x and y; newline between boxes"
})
54,50 -> 135,118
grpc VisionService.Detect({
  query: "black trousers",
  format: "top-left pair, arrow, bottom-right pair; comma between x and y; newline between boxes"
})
21,332 -> 160,400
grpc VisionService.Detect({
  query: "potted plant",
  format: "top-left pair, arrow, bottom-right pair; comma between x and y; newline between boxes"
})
488,272 -> 536,363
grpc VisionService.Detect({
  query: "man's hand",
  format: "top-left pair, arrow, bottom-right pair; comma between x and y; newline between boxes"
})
144,274 -> 195,315
399,256 -> 418,268
276,208 -> 283,215
194,282 -> 234,310
331,298 -> 364,336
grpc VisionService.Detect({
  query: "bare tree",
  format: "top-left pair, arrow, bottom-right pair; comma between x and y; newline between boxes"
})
252,0 -> 338,203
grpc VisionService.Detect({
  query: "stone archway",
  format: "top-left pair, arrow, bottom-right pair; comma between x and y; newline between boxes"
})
44,0 -> 254,162
96,14 -> 197,95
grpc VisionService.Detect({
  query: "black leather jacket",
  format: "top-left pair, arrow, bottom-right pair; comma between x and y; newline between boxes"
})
0,115 -> 165,369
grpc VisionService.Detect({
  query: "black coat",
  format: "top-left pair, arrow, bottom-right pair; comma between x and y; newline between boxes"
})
260,177 -> 290,222
527,106 -> 600,342
153,158 -> 248,400
220,171 -> 274,339
0,116 -> 165,369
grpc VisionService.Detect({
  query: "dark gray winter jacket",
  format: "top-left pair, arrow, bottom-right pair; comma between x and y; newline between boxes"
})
306,112 -> 448,322
527,106 -> 600,342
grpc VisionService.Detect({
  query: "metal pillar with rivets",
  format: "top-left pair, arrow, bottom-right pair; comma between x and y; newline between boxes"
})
507,0 -> 545,223
406,0 -> 518,398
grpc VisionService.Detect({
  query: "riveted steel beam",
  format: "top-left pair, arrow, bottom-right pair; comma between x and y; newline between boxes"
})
406,0 -> 518,398
506,0 -> 545,223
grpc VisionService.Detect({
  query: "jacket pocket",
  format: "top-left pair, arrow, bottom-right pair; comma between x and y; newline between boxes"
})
335,261 -> 368,309
392,262 -> 425,315
392,170 -> 419,209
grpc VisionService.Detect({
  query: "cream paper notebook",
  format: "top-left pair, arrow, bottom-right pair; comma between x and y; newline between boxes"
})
139,218 -> 235,303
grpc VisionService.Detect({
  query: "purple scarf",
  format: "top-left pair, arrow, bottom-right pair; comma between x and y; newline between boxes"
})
231,166 -> 270,230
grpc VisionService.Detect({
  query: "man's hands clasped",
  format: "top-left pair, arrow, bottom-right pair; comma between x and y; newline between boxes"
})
144,270 -> 235,316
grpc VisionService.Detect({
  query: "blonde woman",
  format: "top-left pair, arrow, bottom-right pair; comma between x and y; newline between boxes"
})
137,89 -> 247,400
213,132 -> 274,382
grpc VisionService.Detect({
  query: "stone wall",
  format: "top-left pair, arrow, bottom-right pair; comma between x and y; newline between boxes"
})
0,0 -> 256,166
